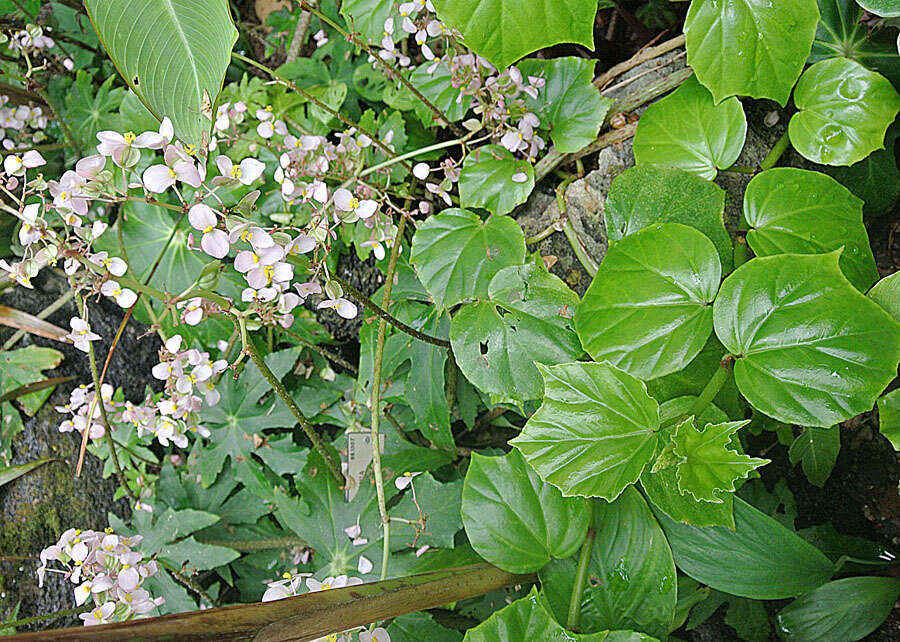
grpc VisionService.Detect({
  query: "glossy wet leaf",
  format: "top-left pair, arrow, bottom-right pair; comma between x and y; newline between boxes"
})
856,0 -> 900,14
788,425 -> 840,486
713,252 -> 900,427
868,271 -> 900,322
812,0 -> 900,87
510,361 -> 660,500
576,224 -> 721,381
432,0 -> 598,70
684,0 -> 819,104
775,577 -> 900,641
410,208 -> 525,308
789,57 -> 900,166
458,145 -> 535,215
633,75 -> 747,180
84,0 -> 237,145
604,165 -> 732,270
464,588 -> 646,642
540,488 -> 676,639
672,418 -> 767,502
744,168 -> 877,292
655,496 -> 834,599
877,389 -> 900,450
641,398 -> 736,529
451,264 -> 582,402
517,57 -> 613,153
461,450 -> 590,573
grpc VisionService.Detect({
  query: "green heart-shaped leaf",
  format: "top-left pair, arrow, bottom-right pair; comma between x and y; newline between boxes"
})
877,389 -> 900,450
458,145 -> 535,215
743,168 -> 878,292
789,57 -> 900,166
775,577 -> 900,642
684,0 -> 819,105
450,264 -> 582,402
672,418 -> 768,502
410,208 -> 525,308
713,252 -> 900,427
517,57 -> 612,153
654,496 -> 834,599
540,488 -> 676,639
576,223 -> 721,381
432,0 -> 598,70
604,165 -> 732,270
869,271 -> 900,322
461,450 -> 590,573
85,0 -> 237,146
633,75 -> 747,180
511,361 -> 660,500
788,425 -> 840,486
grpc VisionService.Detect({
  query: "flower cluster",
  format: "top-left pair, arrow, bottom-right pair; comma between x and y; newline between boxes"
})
37,527 -> 165,626
56,381 -> 113,440
0,95 -> 50,151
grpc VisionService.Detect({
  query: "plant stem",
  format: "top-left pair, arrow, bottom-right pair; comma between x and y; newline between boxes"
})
232,314 -> 344,485
722,164 -> 756,174
157,559 -> 219,608
286,0 -> 317,63
358,137 -> 472,179
733,235 -> 748,269
595,34 -> 686,89
759,130 -> 791,171
371,214 -> 407,581
1,606 -> 89,629
195,536 -> 307,552
567,503 -> 596,631
662,355 -> 734,429
333,276 -> 451,348
299,1 -> 465,136
231,52 -> 408,169
555,176 -> 599,277
281,327 -> 357,374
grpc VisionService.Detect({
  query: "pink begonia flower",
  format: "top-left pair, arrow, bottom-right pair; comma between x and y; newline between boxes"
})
317,297 -> 357,319
395,471 -> 421,490
66,317 -> 101,352
242,287 -> 277,303
3,149 -> 45,175
88,251 -> 128,276
96,118 -> 171,166
214,155 -> 265,185
48,170 -> 89,215
285,235 -> 316,256
426,182 -> 451,206
334,188 -> 377,219
295,282 -> 323,299
357,555 -> 373,574
188,203 -> 229,258
74,580 -> 93,606
359,627 -> 391,642
101,280 -> 137,308
142,145 -> 202,193
75,154 -> 106,180
18,203 -> 42,246
79,602 -> 115,626
229,223 -> 274,250
306,575 -> 363,593
0,258 -> 32,288
179,297 -> 204,326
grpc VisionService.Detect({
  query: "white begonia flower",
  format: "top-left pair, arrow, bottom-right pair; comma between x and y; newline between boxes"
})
100,280 -> 137,308
215,155 -> 265,185
3,149 -> 45,175
395,471 -> 421,490
317,297 -> 358,319
188,203 -> 229,259
511,171 -> 528,183
359,628 -> 391,642
88,251 -> 128,277
142,145 -> 202,193
18,202 -> 42,246
66,317 -> 101,352
334,188 -> 377,219
413,162 -> 430,180
79,602 -> 115,626
357,555 -> 373,574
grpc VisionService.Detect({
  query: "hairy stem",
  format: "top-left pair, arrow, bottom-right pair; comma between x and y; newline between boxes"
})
232,313 -> 344,485
196,536 -> 307,552
282,327 -> 358,374
333,276 -> 451,348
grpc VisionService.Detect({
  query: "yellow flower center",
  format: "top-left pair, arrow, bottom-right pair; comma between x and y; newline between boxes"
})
184,144 -> 197,155
168,168 -> 177,179
230,166 -> 242,179
203,225 -> 213,233
123,132 -> 136,144
349,198 -> 359,209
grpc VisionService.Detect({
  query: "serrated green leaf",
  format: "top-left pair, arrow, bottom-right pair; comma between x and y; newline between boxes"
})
576,223 -> 721,381
869,271 -> 900,322
633,75 -> 747,180
672,418 -> 768,502
511,361 -> 660,500
604,165 -> 732,271
451,263 -> 582,402
461,450 -> 590,573
877,389 -> 900,450
654,496 -> 834,599
410,208 -> 525,308
540,488 -> 676,639
788,425 -> 840,486
744,168 -> 878,292
196,349 -> 299,486
789,57 -> 900,165
432,0 -> 598,70
517,57 -> 612,153
84,0 -> 237,145
714,252 -> 900,427
775,577 -> 900,641
684,0 -> 819,105
464,588 -> 644,642
391,473 -> 463,550
458,145 -> 535,215
641,397 -> 736,529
